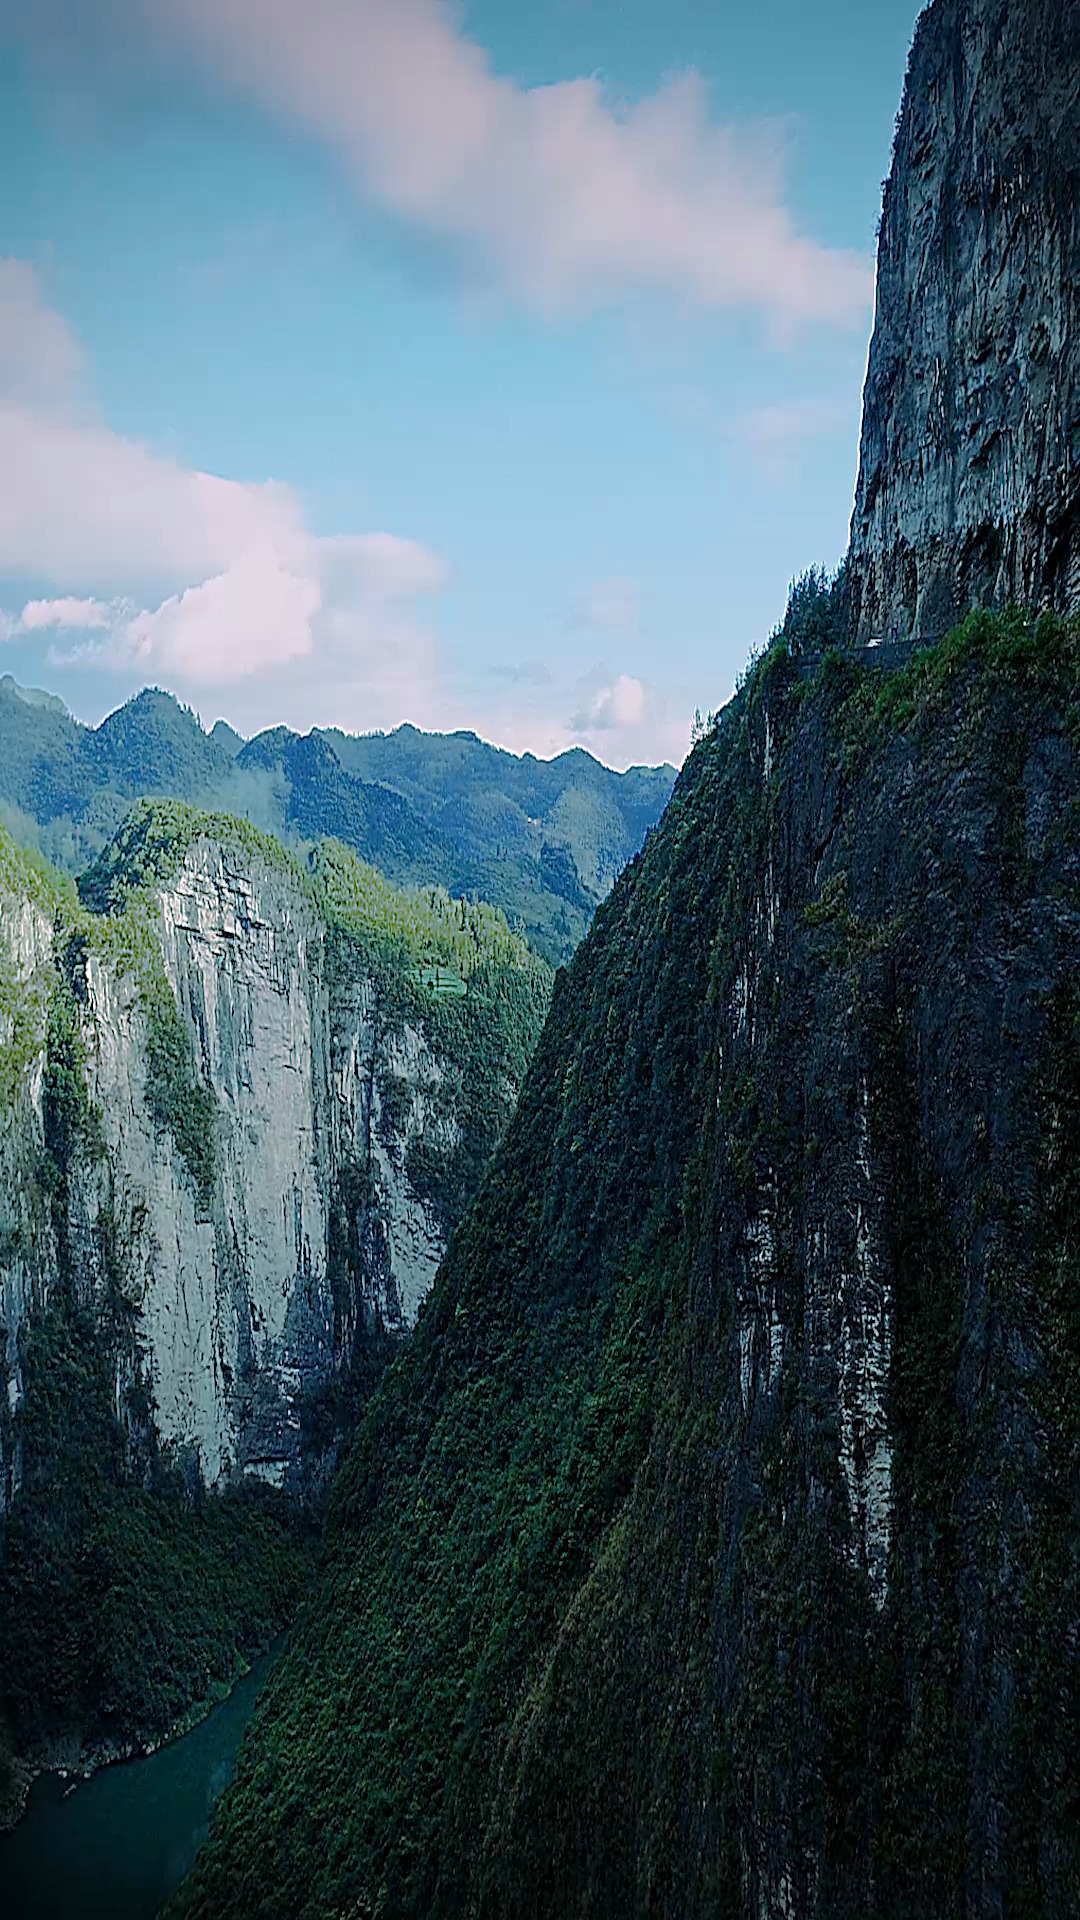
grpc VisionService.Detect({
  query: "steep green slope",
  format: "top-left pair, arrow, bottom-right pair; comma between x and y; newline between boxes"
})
0,682 -> 675,964
174,608 -> 1080,1920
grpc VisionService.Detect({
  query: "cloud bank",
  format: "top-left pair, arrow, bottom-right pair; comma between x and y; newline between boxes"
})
0,259 -> 449,715
19,596 -> 111,632
0,257 -> 84,406
134,0 -> 871,326
569,673 -> 650,734
0,261 -> 679,763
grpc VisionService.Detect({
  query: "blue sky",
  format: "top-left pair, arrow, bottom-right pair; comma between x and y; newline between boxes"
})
0,0 -> 922,767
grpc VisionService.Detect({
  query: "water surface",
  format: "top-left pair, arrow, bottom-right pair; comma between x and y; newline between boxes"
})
0,1645 -> 280,1920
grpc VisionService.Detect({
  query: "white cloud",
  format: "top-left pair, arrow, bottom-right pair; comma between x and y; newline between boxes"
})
0,262 -> 453,720
0,401 -> 307,594
569,671 -> 650,733
0,260 -> 688,765
122,545 -> 320,683
737,394 -> 853,482
135,0 -> 871,326
481,667 -> 689,770
20,595 -> 112,631
177,584 -> 454,739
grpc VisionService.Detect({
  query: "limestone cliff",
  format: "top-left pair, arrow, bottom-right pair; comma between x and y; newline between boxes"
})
848,0 -> 1080,639
0,808 -> 550,1505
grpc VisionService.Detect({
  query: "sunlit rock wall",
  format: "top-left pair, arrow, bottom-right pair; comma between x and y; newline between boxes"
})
848,0 -> 1080,638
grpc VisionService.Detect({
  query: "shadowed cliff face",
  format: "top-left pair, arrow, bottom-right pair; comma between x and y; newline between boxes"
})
170,614 -> 1080,1920
848,0 -> 1080,639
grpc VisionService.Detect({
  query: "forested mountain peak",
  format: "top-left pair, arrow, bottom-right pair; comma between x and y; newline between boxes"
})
0,681 -> 675,964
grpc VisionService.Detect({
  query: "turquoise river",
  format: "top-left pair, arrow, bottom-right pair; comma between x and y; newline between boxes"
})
0,1644 -> 280,1919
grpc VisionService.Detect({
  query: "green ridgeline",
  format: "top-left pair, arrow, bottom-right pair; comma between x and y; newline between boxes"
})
0,680 -> 676,966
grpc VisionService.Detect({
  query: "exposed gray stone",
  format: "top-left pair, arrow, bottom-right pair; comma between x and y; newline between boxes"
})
0,834 -> 516,1498
848,0 -> 1080,639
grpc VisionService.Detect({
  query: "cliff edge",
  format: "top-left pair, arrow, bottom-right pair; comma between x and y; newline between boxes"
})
848,0 -> 1080,639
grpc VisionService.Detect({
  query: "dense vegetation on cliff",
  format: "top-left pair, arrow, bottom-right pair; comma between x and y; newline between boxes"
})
173,607 -> 1080,1920
0,677 -> 674,964
314,837 -> 553,1236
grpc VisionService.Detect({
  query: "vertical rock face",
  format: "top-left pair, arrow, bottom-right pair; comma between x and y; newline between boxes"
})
0,825 -> 544,1501
0,893 -> 55,1511
82,846 -> 336,1489
848,0 -> 1080,639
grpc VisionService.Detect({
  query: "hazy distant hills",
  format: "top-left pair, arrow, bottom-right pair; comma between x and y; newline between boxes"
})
0,676 -> 676,963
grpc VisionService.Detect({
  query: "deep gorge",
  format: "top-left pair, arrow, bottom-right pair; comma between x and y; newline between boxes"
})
3,0 -> 1080,1913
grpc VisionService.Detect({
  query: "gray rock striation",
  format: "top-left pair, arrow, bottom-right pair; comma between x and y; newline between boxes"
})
848,0 -> 1080,640
0,820 -> 545,1503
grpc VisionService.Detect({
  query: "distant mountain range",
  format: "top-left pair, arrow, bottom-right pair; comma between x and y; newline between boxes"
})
0,676 -> 676,964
